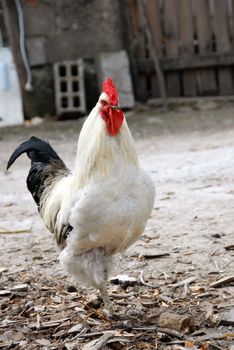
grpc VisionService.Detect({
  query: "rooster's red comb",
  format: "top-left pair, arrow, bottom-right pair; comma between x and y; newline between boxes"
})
102,78 -> 118,106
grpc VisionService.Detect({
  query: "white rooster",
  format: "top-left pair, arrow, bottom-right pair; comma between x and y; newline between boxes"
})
7,78 -> 155,317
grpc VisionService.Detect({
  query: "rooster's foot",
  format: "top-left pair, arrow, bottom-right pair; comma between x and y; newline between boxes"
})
100,287 -> 138,321
103,307 -> 137,321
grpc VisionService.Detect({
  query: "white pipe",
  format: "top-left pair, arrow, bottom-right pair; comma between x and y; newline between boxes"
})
0,27 -> 3,47
14,0 -> 33,91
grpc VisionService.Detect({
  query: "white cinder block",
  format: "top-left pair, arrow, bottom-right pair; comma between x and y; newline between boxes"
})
53,59 -> 86,116
96,51 -> 135,109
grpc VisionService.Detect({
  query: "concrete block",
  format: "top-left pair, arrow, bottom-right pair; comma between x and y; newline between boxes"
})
53,59 -> 86,116
26,36 -> 47,66
96,51 -> 135,109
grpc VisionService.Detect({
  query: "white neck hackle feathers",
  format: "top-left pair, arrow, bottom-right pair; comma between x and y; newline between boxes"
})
72,93 -> 138,189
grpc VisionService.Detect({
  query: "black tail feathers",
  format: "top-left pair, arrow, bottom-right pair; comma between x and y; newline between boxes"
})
7,136 -> 61,170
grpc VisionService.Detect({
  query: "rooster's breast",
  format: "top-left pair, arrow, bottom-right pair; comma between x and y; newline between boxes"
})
67,167 -> 155,255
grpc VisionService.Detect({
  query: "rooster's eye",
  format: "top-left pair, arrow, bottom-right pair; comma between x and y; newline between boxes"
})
101,100 -> 108,106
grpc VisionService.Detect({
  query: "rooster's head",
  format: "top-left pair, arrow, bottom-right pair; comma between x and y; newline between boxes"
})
98,78 -> 124,136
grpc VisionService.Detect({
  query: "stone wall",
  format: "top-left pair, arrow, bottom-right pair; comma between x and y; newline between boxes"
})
20,0 -> 125,116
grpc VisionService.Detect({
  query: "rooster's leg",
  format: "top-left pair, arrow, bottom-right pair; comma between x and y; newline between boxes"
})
99,286 -> 115,313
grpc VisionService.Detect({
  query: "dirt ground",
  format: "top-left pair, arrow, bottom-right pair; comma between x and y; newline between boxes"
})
0,101 -> 234,349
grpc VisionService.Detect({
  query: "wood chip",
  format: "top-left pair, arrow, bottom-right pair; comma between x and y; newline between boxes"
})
209,275 -> 234,288
157,327 -> 184,339
79,332 -> 107,339
217,302 -> 234,310
42,318 -> 71,328
195,292 -> 218,298
110,274 -> 137,286
10,284 -> 28,292
139,251 -> 170,259
65,341 -> 80,350
159,295 -> 173,304
109,292 -> 134,299
35,338 -> 51,346
67,323 -> 83,334
36,314 -> 41,330
0,290 -> 11,296
205,304 -> 219,325
82,331 -> 115,350
0,267 -> 8,274
147,312 -> 194,332
29,317 -> 70,329
220,308 -> 234,326
225,244 -> 234,251
86,294 -> 102,309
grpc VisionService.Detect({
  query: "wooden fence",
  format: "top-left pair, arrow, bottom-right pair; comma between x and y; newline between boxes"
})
129,0 -> 234,101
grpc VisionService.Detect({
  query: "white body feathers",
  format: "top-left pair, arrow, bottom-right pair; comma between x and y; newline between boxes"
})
40,94 -> 155,288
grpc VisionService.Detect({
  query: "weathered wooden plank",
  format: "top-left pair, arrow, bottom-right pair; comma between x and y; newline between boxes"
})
136,52 -> 234,72
145,0 -> 162,53
129,0 -> 148,101
122,1 -> 139,101
140,0 -> 167,109
218,68 -> 233,95
148,96 -> 234,106
178,0 -> 197,96
231,0 -> 234,49
194,0 -> 217,95
213,0 -> 231,52
213,0 -> 233,95
196,69 -> 217,96
163,0 -> 180,96
145,0 -> 161,97
150,73 -> 160,97
195,0 -> 212,52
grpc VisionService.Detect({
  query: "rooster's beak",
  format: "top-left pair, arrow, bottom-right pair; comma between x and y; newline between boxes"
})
111,104 -> 121,111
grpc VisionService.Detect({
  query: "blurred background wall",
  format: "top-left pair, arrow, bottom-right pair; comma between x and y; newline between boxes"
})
2,0 -> 234,120
1,0 -> 130,117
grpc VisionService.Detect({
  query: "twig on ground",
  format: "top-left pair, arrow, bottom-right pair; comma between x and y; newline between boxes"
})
0,228 -> 32,234
169,276 -> 197,289
222,259 -> 233,269
139,270 -> 155,288
211,257 -> 223,273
